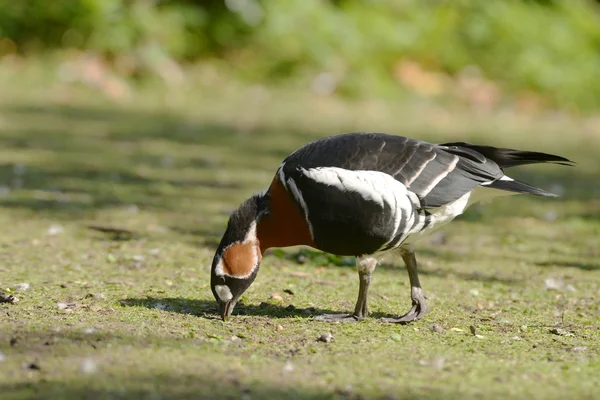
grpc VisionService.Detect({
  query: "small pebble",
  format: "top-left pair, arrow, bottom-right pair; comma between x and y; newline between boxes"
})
47,224 -> 64,236
431,356 -> 446,371
0,293 -> 18,304
12,283 -> 30,291
545,278 -> 564,291
295,254 -> 307,264
276,325 -> 284,332
549,327 -> 574,337
543,211 -> 558,222
317,333 -> 334,343
430,324 -> 445,334
282,361 -> 295,373
80,358 -> 98,374
571,346 -> 587,353
270,293 -> 283,301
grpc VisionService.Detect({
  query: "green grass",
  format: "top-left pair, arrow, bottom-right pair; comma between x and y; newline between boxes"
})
0,65 -> 599,400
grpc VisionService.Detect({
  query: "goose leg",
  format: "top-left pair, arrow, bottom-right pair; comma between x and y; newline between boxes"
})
382,244 -> 428,324
315,256 -> 378,323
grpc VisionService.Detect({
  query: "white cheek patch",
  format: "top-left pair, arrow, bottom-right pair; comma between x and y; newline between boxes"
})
214,285 -> 233,302
213,258 -> 225,277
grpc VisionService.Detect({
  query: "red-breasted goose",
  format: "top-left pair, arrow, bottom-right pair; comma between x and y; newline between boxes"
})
210,132 -> 573,323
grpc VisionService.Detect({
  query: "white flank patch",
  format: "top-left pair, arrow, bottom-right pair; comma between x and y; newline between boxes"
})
301,167 -> 415,244
419,156 -> 459,196
286,177 -> 315,240
405,181 -> 519,244
214,285 -> 233,302
404,191 -> 472,245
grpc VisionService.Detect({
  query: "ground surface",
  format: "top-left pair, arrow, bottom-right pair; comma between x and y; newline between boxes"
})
1,64 -> 599,400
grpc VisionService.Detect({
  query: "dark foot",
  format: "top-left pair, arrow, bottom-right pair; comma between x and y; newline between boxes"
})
314,313 -> 363,323
381,287 -> 428,324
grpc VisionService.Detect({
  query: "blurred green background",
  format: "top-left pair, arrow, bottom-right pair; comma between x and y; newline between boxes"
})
2,3 -> 600,400
2,0 -> 600,112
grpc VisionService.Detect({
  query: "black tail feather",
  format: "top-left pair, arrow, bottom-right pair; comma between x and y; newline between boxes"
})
440,142 -> 575,169
487,179 -> 558,197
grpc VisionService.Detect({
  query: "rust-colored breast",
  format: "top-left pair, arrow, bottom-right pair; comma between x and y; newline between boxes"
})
257,177 -> 315,253
222,242 -> 261,278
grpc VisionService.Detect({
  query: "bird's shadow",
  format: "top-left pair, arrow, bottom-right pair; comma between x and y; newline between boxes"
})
119,296 -> 400,320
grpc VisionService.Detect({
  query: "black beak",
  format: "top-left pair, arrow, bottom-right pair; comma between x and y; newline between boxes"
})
219,299 -> 236,321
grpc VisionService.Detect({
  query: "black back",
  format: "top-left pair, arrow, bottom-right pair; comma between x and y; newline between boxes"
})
281,133 -> 504,208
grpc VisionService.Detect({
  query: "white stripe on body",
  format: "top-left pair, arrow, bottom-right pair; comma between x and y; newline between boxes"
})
419,156 -> 459,196
299,167 -> 416,247
296,166 -> 521,251
285,176 -> 315,241
405,151 -> 437,186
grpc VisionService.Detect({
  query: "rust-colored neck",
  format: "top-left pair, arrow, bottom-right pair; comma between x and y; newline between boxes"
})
257,178 -> 315,254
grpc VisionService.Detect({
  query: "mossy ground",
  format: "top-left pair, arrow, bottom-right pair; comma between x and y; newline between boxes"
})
0,65 -> 599,399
